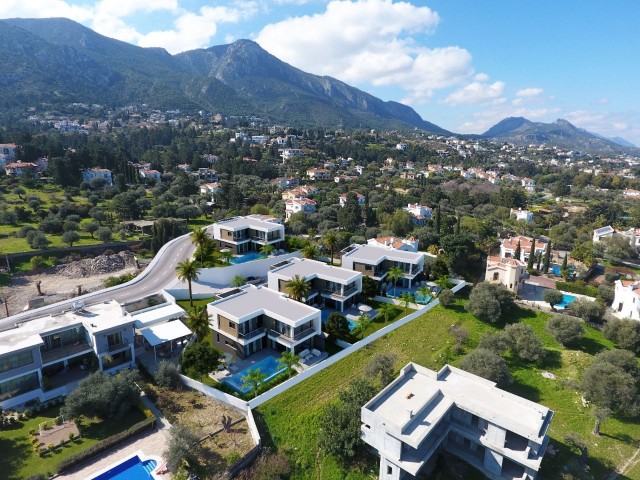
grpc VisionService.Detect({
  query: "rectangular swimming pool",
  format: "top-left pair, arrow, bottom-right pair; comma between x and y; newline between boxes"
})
230,252 -> 265,265
92,454 -> 158,480
222,356 -> 286,394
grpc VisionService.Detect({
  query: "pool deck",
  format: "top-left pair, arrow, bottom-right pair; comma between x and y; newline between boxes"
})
518,281 -> 595,312
210,348 -> 281,382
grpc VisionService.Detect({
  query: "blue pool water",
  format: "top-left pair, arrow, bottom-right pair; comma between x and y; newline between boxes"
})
222,356 -> 287,394
230,252 -> 265,265
385,290 -> 432,304
551,264 -> 576,276
92,455 -> 157,480
556,294 -> 576,309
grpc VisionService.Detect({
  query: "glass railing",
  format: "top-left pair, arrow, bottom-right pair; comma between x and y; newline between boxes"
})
238,327 -> 266,341
41,341 -> 91,364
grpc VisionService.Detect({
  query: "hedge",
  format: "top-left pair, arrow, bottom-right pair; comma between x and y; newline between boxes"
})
556,281 -> 598,298
56,417 -> 155,473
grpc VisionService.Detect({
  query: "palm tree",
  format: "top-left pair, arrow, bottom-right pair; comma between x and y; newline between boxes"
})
399,292 -> 413,313
220,250 -> 234,264
379,303 -> 396,324
176,259 -> 200,307
417,285 -> 431,305
356,313 -> 372,340
230,275 -> 247,287
323,231 -> 338,265
287,274 -> 311,302
241,368 -> 267,398
301,243 -> 320,260
387,266 -> 404,298
278,350 -> 300,378
185,305 -> 210,342
191,228 -> 210,267
260,244 -> 275,257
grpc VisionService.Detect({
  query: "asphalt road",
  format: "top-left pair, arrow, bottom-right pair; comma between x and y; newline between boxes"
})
0,226 -> 207,332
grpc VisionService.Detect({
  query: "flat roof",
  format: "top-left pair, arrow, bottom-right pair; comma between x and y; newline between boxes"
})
215,215 -> 282,231
343,244 -> 424,264
132,303 -> 186,329
70,300 -> 134,334
270,258 -> 360,283
367,363 -> 551,444
209,285 -> 319,325
140,320 -> 192,347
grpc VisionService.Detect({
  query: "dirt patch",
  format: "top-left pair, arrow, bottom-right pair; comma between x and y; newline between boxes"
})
150,386 -> 254,475
37,421 -> 80,448
3,253 -> 141,315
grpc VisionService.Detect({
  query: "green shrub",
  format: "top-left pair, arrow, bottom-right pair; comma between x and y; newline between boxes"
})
104,272 -> 136,288
56,417 -> 155,473
556,281 -> 598,297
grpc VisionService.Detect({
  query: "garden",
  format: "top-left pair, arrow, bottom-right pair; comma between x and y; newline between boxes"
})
255,291 -> 640,480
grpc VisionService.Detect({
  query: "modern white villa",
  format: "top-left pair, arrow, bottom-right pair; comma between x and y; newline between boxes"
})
212,215 -> 286,255
0,299 -> 190,409
362,363 -> 553,480
341,244 -> 425,289
207,284 -> 323,359
267,257 -> 362,312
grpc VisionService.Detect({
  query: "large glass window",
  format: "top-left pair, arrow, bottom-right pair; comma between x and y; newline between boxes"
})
0,350 -> 35,374
0,371 -> 40,401
106,331 -> 124,350
101,349 -> 132,370
41,327 -> 86,352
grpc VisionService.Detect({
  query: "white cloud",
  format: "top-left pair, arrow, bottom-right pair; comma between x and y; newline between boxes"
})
0,0 -> 93,21
255,0 -> 474,104
515,87 -> 543,97
444,79 -> 505,106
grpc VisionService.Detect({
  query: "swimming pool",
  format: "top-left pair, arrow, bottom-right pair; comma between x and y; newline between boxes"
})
229,252 -> 265,265
92,454 -> 158,480
555,294 -> 576,309
222,356 -> 287,394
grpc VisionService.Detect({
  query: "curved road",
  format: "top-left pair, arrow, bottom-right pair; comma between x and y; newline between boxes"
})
0,226 -> 209,332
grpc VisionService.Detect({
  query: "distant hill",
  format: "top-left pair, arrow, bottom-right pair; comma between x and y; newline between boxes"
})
0,18 -> 451,133
482,117 -> 638,154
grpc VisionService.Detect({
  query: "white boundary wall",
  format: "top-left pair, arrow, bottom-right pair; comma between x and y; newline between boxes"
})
195,252 -> 300,286
180,374 -> 248,412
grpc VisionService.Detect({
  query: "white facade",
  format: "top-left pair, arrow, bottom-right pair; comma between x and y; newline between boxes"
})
367,236 -> 419,252
82,168 -> 113,186
500,236 -> 547,263
362,363 -> 553,480
485,256 -> 527,294
341,244 -> 424,288
511,208 -> 534,223
404,203 -> 432,225
612,280 -> 640,321
307,168 -> 331,181
339,192 -> 365,207
212,215 -> 285,254
285,198 -> 317,220
267,258 -> 362,312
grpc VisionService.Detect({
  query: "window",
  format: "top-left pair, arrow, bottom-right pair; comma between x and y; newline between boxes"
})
106,331 -> 123,348
0,350 -> 35,373
493,272 -> 499,281
0,371 -> 40,401
387,466 -> 392,475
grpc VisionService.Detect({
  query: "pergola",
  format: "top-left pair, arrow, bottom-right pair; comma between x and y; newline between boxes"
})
140,320 -> 192,363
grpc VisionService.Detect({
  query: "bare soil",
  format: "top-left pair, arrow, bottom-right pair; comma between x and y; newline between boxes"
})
2,258 -> 139,316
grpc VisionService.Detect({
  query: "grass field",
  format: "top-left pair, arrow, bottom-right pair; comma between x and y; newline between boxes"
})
0,406 -> 146,480
256,296 -> 640,480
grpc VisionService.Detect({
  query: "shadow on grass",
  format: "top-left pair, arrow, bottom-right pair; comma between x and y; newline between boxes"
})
538,349 -> 562,370
0,436 -> 32,480
77,407 -> 146,440
506,378 -> 542,403
578,336 -> 609,356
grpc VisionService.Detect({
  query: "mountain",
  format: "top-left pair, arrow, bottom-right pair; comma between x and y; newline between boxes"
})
609,137 -> 636,148
0,18 -> 450,133
482,117 -> 637,154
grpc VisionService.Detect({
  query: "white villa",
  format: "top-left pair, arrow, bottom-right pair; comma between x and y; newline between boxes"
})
500,236 -> 547,263
510,208 -> 534,223
367,236 -> 419,253
212,215 -> 285,255
82,168 -> 113,186
285,197 -> 317,220
404,204 -> 432,225
207,285 -> 322,359
612,279 -> 640,321
485,256 -> 527,294
362,363 -> 553,480
267,257 -> 362,312
341,244 -> 424,289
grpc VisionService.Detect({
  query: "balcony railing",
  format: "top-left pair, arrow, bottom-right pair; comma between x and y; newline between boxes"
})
322,285 -> 358,299
238,327 -> 267,342
107,341 -> 128,353
41,342 -> 92,365
268,326 -> 317,345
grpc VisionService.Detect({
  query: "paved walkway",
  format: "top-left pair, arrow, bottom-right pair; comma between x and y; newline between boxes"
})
57,392 -> 171,480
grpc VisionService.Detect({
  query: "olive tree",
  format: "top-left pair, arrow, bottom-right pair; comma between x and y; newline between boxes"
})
571,298 -> 605,323
546,315 -> 584,347
504,323 -> 545,362
465,282 -> 515,323
543,289 -> 563,309
603,318 -> 640,354
459,348 -> 512,386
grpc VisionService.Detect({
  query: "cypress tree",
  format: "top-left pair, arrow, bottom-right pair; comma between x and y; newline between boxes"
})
527,238 -> 536,269
514,241 -> 522,261
542,241 -> 551,274
434,206 -> 441,234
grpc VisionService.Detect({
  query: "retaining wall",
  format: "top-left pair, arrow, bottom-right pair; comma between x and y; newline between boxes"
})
195,252 -> 300,287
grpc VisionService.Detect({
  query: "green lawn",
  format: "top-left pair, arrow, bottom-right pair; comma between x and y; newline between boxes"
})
0,406 -> 146,480
256,297 -> 640,480
177,297 -> 217,311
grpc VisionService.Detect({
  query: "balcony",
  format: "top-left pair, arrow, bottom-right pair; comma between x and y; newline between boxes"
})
268,326 -> 317,346
41,341 -> 92,365
107,341 -> 128,353
322,285 -> 358,299
238,327 -> 267,342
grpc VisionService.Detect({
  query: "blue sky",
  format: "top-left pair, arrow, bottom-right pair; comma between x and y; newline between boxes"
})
1,0 -> 638,144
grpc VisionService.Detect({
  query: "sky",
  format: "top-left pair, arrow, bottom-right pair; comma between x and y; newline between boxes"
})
1,0 -> 639,145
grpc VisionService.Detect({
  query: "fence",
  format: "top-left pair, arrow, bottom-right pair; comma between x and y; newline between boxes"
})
180,374 -> 248,413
